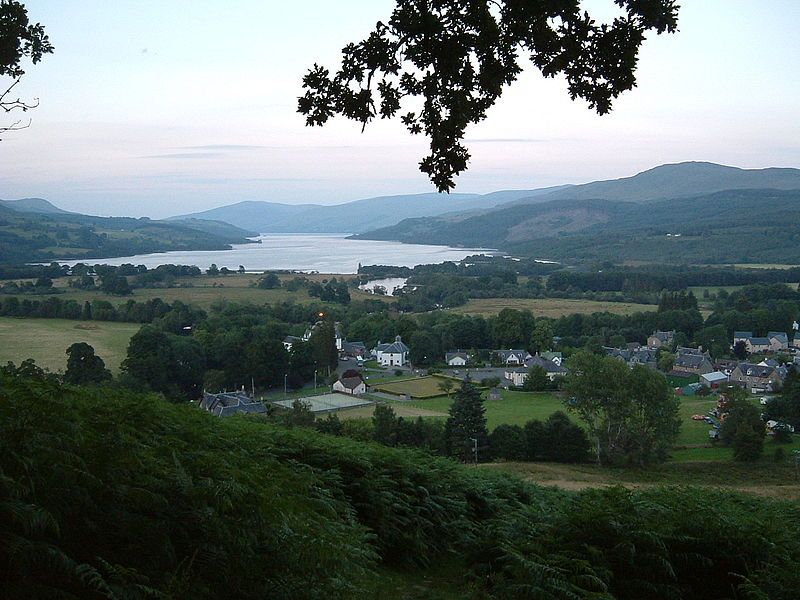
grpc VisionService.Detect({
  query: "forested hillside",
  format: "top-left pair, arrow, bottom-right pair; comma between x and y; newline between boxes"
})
356,189 -> 800,264
0,204 -> 258,263
2,366 -> 799,599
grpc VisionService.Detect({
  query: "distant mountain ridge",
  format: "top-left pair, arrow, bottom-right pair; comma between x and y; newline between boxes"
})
0,197 -> 72,214
169,187 -> 570,233
506,162 -> 800,205
352,162 -> 800,264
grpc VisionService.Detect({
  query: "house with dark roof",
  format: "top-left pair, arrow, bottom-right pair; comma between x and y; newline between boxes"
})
342,340 -> 368,358
768,332 -> 789,351
374,335 -> 410,367
672,353 -> 714,376
647,330 -> 675,348
495,349 -> 531,366
729,362 -> 787,392
199,392 -> 268,417
333,370 -> 366,395
504,367 -> 529,387
603,346 -> 658,369
524,354 -> 568,380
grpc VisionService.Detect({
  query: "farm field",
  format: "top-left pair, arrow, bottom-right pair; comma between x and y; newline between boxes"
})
20,273 -> 389,310
0,317 -> 140,373
373,375 -> 458,399
449,297 -> 656,318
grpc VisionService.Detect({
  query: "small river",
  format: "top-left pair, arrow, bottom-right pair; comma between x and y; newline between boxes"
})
56,234 -> 495,273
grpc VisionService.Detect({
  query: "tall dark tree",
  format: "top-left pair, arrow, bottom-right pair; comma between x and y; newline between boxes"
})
444,380 -> 488,462
299,0 -> 678,191
310,321 -> 338,373
121,326 -> 178,399
64,342 -> 111,385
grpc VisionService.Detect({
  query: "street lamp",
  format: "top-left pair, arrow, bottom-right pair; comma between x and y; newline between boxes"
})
469,437 -> 478,465
284,373 -> 288,398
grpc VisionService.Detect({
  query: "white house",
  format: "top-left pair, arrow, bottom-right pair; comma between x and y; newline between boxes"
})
504,367 -> 528,387
332,371 -> 366,395
374,335 -> 410,367
496,349 -> 530,366
445,351 -> 469,366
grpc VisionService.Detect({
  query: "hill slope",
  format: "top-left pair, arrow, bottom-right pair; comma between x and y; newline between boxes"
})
0,207 -> 258,264
0,197 -> 73,214
171,187 -> 569,233
507,162 -> 800,206
355,189 -> 800,264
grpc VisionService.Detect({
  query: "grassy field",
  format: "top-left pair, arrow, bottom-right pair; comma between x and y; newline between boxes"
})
402,390 -> 571,430
449,297 -> 656,318
21,272 -> 391,311
373,375 -> 459,399
0,317 -> 140,373
485,459 -> 800,499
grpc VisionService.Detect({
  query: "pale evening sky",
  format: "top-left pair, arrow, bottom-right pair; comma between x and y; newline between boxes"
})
1,1 -> 799,218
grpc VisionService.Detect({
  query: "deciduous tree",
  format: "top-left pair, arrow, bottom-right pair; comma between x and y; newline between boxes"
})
299,0 -> 678,191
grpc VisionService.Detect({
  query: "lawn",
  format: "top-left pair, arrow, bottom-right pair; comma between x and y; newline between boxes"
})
404,389 -> 571,430
374,375 -> 458,399
450,297 -> 656,318
0,317 -> 140,373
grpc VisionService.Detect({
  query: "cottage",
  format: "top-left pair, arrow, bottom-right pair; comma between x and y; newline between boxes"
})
342,340 -> 368,359
672,353 -> 714,376
603,346 -> 657,369
333,370 -> 366,395
374,335 -> 410,367
647,330 -> 675,348
445,351 -> 470,366
199,392 -> 267,417
495,349 -> 531,366
524,354 -> 568,380
767,332 -> 789,351
504,367 -> 528,387
729,363 -> 787,392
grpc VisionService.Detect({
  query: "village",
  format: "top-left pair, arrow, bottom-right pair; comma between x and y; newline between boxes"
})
199,320 -> 800,448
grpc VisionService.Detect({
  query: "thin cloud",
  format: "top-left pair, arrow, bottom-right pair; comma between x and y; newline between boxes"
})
140,152 -> 224,159
177,144 -> 266,151
466,138 -> 552,143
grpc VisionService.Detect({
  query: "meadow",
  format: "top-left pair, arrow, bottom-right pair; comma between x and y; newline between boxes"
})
372,375 -> 460,399
0,316 -> 140,372
449,297 -> 656,318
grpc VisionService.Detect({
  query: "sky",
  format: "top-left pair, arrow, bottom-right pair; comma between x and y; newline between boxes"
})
1,0 -> 799,218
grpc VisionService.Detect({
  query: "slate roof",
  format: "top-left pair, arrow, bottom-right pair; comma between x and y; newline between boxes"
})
675,354 -> 710,369
496,349 -> 529,362
748,337 -> 771,346
525,355 -> 567,374
768,332 -> 789,343
376,335 -> 409,354
337,375 -> 365,390
734,331 -> 753,339
735,363 -> 779,378
200,392 -> 267,417
446,351 -> 469,362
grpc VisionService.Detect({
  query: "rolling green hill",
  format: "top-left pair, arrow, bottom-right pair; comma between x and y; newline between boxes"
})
0,203 -> 258,264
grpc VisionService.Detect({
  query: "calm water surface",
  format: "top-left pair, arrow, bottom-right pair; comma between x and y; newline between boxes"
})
57,234 -> 495,273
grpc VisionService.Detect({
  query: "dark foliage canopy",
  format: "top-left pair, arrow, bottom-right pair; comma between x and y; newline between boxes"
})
299,0 -> 678,191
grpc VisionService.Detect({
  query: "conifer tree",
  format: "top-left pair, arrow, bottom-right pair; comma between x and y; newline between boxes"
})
444,380 -> 488,462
